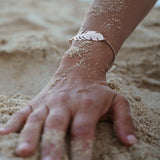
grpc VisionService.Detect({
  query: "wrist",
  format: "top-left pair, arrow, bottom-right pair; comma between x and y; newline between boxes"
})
59,40 -> 114,77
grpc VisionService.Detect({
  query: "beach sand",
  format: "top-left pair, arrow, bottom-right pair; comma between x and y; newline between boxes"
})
0,0 -> 160,159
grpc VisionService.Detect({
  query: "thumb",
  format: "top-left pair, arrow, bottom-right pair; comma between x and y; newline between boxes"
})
112,94 -> 137,146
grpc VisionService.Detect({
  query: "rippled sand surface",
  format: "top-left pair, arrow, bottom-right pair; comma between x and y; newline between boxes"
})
0,0 -> 160,159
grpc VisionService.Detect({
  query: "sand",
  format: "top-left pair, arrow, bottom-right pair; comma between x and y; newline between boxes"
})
0,0 -> 160,159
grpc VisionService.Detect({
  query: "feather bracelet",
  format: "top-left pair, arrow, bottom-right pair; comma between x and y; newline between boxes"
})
69,30 -> 116,62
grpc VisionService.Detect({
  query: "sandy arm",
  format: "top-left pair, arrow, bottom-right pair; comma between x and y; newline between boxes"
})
60,0 -> 157,72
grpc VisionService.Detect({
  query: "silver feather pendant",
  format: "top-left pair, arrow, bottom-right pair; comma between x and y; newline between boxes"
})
71,30 -> 105,41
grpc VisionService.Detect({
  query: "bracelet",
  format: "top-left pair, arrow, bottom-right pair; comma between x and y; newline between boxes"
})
69,30 -> 116,62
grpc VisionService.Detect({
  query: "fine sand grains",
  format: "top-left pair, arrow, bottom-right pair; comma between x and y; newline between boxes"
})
0,0 -> 160,160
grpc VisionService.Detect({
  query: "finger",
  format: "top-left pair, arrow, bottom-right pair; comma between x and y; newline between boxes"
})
41,107 -> 71,160
0,106 -> 32,134
112,95 -> 137,146
15,106 -> 48,157
71,112 -> 98,160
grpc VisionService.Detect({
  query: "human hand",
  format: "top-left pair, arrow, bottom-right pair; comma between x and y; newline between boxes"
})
0,63 -> 137,160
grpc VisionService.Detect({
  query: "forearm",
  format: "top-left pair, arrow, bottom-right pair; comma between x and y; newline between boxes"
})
58,0 -> 157,75
81,0 -> 157,53
81,0 -> 156,52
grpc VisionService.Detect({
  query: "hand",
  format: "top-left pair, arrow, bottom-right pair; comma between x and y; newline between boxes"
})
0,66 -> 137,160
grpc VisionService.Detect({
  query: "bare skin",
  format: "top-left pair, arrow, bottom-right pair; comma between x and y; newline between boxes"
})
0,0 -> 157,160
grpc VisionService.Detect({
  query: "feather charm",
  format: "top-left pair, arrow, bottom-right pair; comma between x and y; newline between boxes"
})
71,31 -> 105,41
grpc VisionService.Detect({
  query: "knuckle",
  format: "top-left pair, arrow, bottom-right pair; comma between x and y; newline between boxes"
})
46,114 -> 66,128
15,111 -> 27,120
52,115 -> 65,127
29,113 -> 43,122
72,122 -> 93,138
16,110 -> 24,117
47,92 -> 69,106
17,106 -> 32,116
82,97 -> 95,107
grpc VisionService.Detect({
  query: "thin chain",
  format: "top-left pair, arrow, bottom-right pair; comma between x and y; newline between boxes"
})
69,30 -> 116,62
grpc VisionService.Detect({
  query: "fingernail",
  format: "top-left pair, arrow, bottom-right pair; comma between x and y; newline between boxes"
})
43,156 -> 52,160
17,143 -> 29,151
127,135 -> 137,144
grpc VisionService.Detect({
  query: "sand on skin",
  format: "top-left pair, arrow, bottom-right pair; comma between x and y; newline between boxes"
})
0,0 -> 160,159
